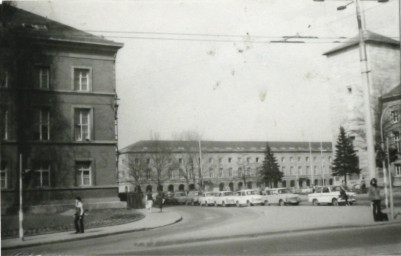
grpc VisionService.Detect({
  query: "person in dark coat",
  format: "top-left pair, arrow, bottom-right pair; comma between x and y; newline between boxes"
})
368,178 -> 384,221
74,197 -> 84,233
339,180 -> 349,206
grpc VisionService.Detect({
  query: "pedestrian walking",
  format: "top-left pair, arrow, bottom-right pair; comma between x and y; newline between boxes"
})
368,178 -> 387,221
158,191 -> 165,212
340,180 -> 349,206
74,197 -> 84,233
145,191 -> 153,213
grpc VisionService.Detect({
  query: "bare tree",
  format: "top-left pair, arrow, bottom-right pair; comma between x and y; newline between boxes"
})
173,130 -> 204,191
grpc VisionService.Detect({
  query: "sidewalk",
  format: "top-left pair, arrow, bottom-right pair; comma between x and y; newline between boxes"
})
2,208 -> 182,250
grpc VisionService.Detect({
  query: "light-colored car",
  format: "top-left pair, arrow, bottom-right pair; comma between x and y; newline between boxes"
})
233,189 -> 263,207
264,188 -> 301,206
308,186 -> 356,206
214,191 -> 236,207
186,191 -> 202,205
199,191 -> 217,206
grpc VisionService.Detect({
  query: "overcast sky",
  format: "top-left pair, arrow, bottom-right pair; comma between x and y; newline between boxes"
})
15,0 -> 399,148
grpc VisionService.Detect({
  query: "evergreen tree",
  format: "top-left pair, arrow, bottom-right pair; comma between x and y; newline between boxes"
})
259,143 -> 283,188
331,127 -> 361,184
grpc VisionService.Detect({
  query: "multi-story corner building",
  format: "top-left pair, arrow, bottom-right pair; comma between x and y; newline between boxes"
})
379,84 -> 401,187
324,31 -> 400,184
0,6 -> 123,209
118,141 -> 333,193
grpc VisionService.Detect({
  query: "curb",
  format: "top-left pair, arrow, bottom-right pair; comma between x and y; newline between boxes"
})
2,216 -> 183,250
132,220 -> 401,248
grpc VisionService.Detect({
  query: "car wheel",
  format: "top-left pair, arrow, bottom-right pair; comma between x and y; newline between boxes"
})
222,201 -> 226,207
332,198 -> 339,206
312,199 -> 319,206
236,201 -> 240,207
279,200 -> 284,206
264,200 -> 268,206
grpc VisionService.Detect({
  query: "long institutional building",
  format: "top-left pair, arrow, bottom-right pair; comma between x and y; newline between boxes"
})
119,141 -> 333,193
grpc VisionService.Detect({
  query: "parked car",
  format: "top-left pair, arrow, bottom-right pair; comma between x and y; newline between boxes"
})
308,186 -> 356,206
186,191 -> 202,205
214,191 -> 236,207
233,189 -> 263,207
199,191 -> 218,206
173,191 -> 188,204
164,191 -> 178,205
264,188 -> 301,206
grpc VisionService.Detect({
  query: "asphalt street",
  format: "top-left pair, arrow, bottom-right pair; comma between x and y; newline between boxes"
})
3,205 -> 400,256
119,223 -> 401,256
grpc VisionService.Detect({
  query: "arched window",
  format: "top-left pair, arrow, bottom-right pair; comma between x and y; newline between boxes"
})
168,184 -> 174,192
178,184 -> 185,191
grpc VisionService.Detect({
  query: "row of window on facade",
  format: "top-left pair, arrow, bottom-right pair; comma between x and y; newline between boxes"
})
132,155 -> 332,167
0,161 -> 93,189
1,67 -> 92,91
1,108 -> 92,142
281,156 -> 332,164
281,165 -> 331,176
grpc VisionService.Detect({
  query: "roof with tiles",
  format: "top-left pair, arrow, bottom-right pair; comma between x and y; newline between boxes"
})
323,30 -> 399,56
120,140 -> 332,154
3,5 -> 123,48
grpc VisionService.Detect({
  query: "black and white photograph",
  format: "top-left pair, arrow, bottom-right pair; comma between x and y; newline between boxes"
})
1,0 -> 401,255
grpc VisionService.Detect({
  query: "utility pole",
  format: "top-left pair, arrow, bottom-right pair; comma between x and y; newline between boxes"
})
19,154 -> 24,241
355,0 -> 377,181
309,141 -> 314,185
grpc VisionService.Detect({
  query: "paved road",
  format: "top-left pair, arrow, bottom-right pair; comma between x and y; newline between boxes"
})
3,205 -> 400,255
120,223 -> 401,255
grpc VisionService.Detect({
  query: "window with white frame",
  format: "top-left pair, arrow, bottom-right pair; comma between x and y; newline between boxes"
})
395,164 -> 401,177
34,108 -> 50,141
306,166 -> 310,175
209,158 -> 213,164
298,166 -> 302,175
73,68 -> 90,91
393,131 -> 400,151
247,157 -> 251,163
255,157 -> 259,163
246,167 -> 251,176
282,166 -> 286,175
314,166 -> 318,175
219,168 -> 223,177
33,162 -> 50,187
218,157 -> 222,163
179,168 -> 184,179
290,166 -> 293,175
76,161 -> 92,186
36,66 -> 50,89
237,157 -> 242,163
1,161 -> 7,189
228,167 -> 232,177
228,157 -> 232,163
74,108 -> 91,141
391,111 -> 400,123
1,108 -> 8,140
209,168 -> 214,178
238,167 -> 242,177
